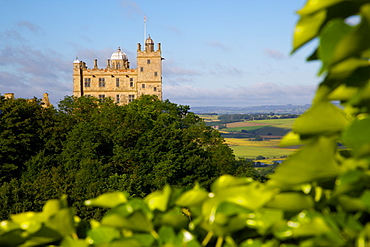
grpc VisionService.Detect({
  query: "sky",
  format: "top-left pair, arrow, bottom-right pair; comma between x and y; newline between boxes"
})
0,0 -> 322,107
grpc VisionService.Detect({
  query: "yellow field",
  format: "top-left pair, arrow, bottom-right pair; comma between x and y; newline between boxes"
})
199,115 -> 220,122
225,138 -> 296,159
224,118 -> 298,160
249,118 -> 296,129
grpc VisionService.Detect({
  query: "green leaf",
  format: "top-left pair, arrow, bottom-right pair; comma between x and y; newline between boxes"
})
342,117 -> 370,158
360,190 -> 370,208
297,0 -> 347,16
159,207 -> 189,229
10,212 -> 42,234
120,234 -> 155,247
328,84 -> 358,101
337,195 -> 366,211
212,175 -> 253,192
60,237 -> 89,247
330,4 -> 370,66
0,229 -> 26,246
101,211 -> 154,232
145,184 -> 171,212
332,212 -> 363,233
45,208 -> 76,238
205,182 -> 277,213
269,136 -> 340,187
292,10 -> 326,53
42,199 -> 63,221
158,226 -> 176,245
181,230 -> 202,247
293,101 -> 350,135
279,131 -> 312,147
333,169 -> 365,196
85,191 -> 128,208
325,58 -> 370,84
240,238 -> 263,247
242,208 -> 284,236
288,212 -> 334,237
18,226 -> 63,247
318,19 -> 352,74
87,226 -> 120,245
176,183 -> 209,207
216,201 -> 251,216
265,192 -> 314,212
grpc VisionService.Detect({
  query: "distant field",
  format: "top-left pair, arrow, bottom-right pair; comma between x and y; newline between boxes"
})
225,125 -> 272,132
250,118 -> 296,129
223,118 -> 297,160
223,118 -> 295,132
198,115 -> 219,121
227,139 -> 296,160
226,122 -> 269,128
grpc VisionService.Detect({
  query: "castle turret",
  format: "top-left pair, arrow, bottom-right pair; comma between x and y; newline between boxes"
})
145,35 -> 155,52
110,47 -> 129,69
137,36 -> 162,100
73,57 -> 84,97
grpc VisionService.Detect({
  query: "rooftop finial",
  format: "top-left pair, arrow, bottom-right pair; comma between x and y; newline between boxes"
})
144,15 -> 147,45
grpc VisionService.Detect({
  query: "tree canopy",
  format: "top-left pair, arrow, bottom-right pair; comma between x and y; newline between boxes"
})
0,95 -> 258,220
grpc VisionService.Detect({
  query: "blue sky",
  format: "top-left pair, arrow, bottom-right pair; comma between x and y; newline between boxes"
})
0,0 -> 321,107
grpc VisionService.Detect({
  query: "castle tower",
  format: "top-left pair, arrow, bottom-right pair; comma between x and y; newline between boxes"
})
137,35 -> 162,100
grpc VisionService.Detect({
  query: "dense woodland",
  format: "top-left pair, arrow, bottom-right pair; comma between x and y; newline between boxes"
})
0,95 -> 260,220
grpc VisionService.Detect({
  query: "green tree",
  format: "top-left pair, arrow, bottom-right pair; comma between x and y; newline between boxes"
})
0,95 -> 240,220
0,97 -> 58,182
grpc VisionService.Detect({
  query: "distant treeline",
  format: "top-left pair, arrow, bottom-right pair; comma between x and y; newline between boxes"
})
218,113 -> 299,121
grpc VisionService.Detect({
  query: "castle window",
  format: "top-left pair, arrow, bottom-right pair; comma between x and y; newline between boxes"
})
142,84 -> 145,88
99,78 -> 105,87
154,72 -> 158,76
85,94 -> 91,97
117,62 -> 121,69
116,94 -> 120,103
116,78 -> 120,87
147,59 -> 151,64
154,87 -> 157,91
128,95 -> 135,102
84,78 -> 91,87
99,94 -> 105,101
130,78 -> 134,87
140,67 -> 144,72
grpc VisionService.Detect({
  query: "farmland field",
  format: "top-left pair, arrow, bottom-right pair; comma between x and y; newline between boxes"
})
222,118 -> 298,161
226,138 -> 297,161
224,118 -> 295,131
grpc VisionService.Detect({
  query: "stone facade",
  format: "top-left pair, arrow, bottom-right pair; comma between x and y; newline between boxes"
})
73,36 -> 162,105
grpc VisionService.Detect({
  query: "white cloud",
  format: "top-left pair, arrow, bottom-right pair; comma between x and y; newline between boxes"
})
0,28 -> 71,104
264,48 -> 286,60
16,21 -> 43,34
208,63 -> 244,77
121,0 -> 143,17
204,41 -> 231,51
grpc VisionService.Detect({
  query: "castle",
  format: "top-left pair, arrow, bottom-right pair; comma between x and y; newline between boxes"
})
73,36 -> 162,105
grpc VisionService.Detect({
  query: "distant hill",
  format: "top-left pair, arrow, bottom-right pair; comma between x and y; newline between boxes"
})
190,104 -> 311,114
